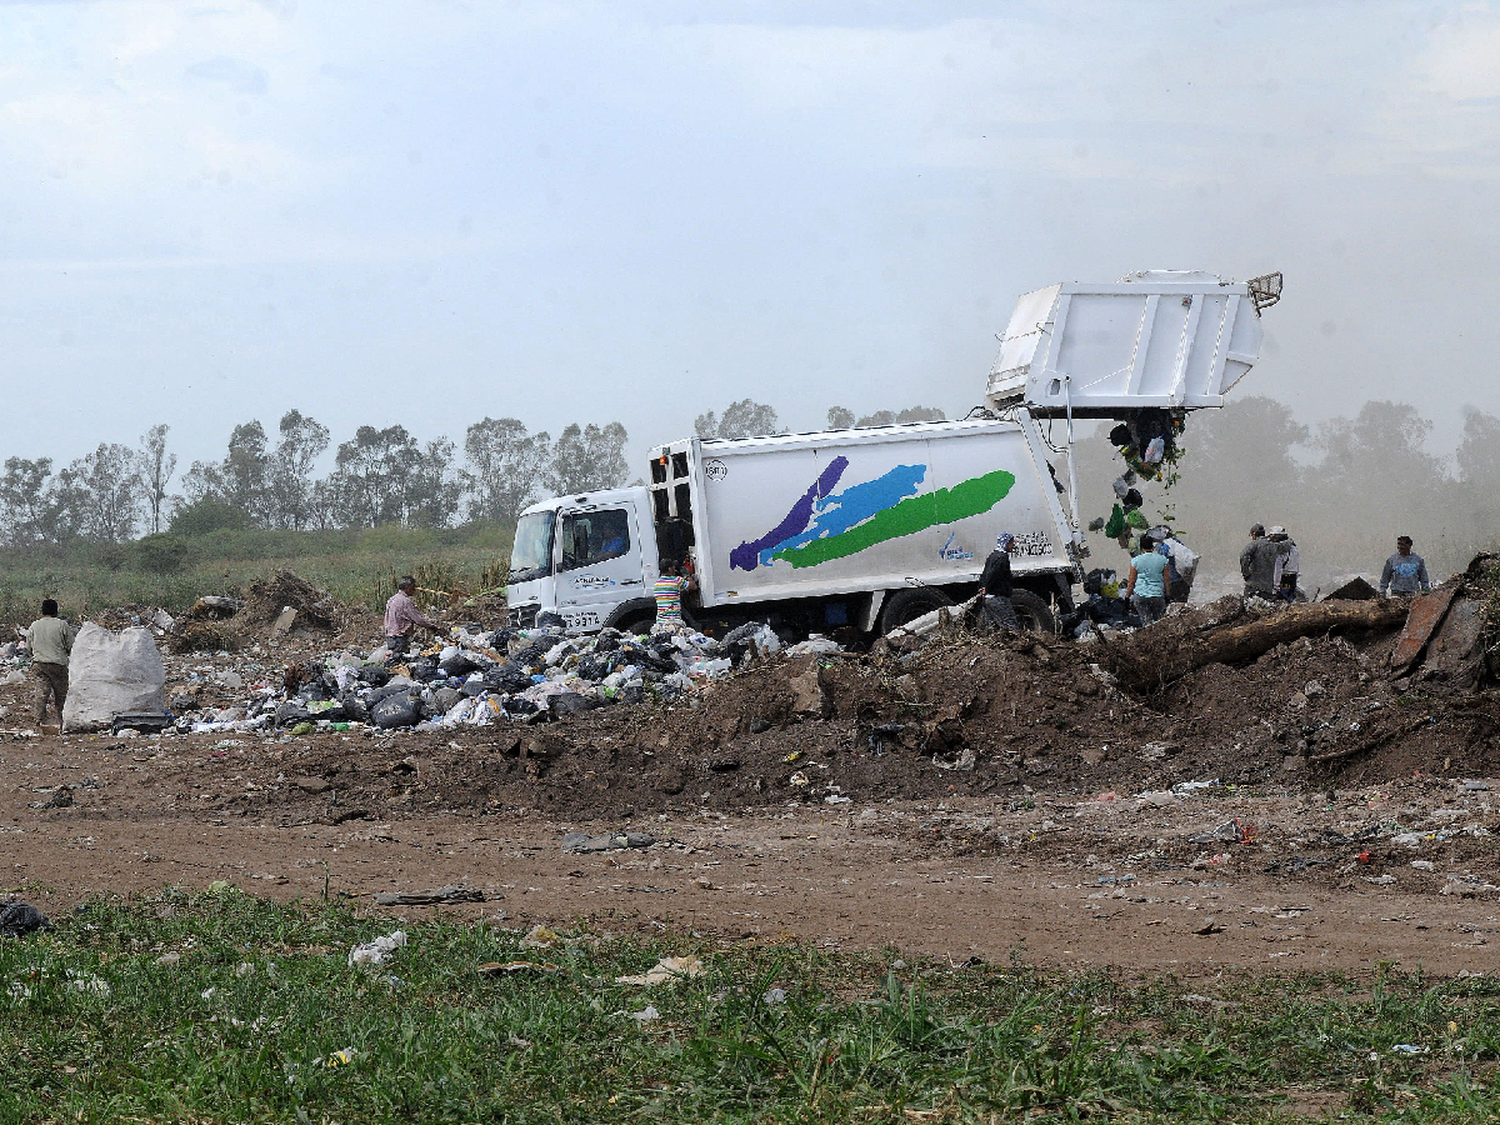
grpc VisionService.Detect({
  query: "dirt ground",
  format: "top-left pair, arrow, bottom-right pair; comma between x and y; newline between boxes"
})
4,599 -> 1500,979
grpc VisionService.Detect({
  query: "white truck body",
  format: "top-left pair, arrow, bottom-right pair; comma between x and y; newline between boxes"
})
506,413 -> 1081,635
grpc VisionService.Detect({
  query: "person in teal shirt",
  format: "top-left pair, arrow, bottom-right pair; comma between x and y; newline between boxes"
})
1126,535 -> 1170,625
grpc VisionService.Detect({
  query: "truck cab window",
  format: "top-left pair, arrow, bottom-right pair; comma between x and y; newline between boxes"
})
559,508 -> 631,572
509,509 -> 556,583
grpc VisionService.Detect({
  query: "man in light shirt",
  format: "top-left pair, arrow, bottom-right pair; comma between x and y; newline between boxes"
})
26,599 -> 73,731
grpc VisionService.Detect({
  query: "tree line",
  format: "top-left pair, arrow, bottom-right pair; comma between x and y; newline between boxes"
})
0,398 -> 941,547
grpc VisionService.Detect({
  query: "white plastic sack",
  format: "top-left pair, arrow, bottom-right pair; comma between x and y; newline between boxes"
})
62,623 -> 167,733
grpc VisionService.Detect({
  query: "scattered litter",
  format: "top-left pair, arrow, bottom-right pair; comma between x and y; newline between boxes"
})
561,831 -> 656,854
521,924 -> 561,948
616,955 -> 705,986
1440,875 -> 1500,897
478,961 -> 563,976
0,903 -> 51,938
1171,779 -> 1221,795
28,787 -> 73,810
373,885 -> 485,906
763,988 -> 788,1003
348,930 -> 407,968
67,970 -> 111,997
1187,818 -> 1256,845
629,1005 -> 661,1023
1390,1044 -> 1430,1055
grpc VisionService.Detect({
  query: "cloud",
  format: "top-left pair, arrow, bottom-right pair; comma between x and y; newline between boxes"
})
185,56 -> 268,94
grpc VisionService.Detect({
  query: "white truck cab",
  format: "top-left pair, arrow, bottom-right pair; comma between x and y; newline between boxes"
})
506,487 -> 661,633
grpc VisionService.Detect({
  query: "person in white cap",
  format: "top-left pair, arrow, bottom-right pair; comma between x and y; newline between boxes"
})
1268,526 -> 1300,602
977,533 -> 1020,630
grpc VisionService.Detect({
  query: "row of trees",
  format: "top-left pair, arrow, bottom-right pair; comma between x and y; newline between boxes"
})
0,414 -> 630,547
0,398 -> 942,547
15,391 -> 1485,582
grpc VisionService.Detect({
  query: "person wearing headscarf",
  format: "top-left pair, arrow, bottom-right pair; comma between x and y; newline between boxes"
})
1268,526 -> 1300,602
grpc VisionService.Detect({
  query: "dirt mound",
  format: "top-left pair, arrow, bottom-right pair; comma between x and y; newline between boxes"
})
169,622 -> 241,653
241,570 -> 342,629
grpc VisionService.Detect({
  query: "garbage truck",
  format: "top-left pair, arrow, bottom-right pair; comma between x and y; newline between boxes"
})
506,269 -> 1280,638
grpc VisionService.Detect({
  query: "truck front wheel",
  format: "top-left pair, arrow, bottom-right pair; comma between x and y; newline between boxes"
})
878,587 -> 955,634
604,598 -> 659,637
1010,590 -> 1056,634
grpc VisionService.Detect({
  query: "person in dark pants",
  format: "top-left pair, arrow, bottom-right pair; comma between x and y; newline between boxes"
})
1127,535 -> 1169,625
26,598 -> 73,731
383,575 -> 440,660
978,533 -> 1020,630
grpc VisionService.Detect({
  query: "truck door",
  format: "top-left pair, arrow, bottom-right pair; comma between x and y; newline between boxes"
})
554,506 -> 644,631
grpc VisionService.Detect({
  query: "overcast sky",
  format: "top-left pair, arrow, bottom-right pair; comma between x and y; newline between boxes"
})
3,0 -> 1498,479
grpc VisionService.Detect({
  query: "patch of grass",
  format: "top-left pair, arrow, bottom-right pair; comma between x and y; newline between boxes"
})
0,522 -> 514,623
4,893 -> 1500,1123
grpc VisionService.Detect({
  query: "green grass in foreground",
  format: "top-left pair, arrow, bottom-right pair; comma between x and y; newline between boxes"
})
2,891 -> 1499,1124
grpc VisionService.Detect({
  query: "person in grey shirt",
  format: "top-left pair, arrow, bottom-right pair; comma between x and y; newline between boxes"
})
1239,524 -> 1279,599
26,598 -> 73,730
1380,535 -> 1432,597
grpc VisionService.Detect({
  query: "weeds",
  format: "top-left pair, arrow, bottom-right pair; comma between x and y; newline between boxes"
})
0,522 -> 513,622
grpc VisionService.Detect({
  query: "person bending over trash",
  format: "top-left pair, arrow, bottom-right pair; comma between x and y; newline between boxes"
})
1267,526 -> 1300,602
1380,536 -> 1431,598
1239,524 -> 1279,599
1127,535 -> 1169,625
977,533 -> 1020,631
384,575 -> 441,659
26,598 -> 73,731
652,561 -> 697,632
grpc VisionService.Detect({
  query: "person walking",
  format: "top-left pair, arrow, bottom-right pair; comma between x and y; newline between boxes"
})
1380,535 -> 1432,597
26,599 -> 73,731
1239,524 -> 1279,599
977,533 -> 1020,630
1127,535 -> 1170,625
383,575 -> 441,659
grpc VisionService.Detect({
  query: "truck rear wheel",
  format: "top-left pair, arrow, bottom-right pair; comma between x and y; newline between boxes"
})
1010,590 -> 1056,634
878,587 -> 954,634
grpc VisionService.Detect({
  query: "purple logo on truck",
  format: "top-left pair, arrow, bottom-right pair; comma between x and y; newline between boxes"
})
728,456 -> 849,572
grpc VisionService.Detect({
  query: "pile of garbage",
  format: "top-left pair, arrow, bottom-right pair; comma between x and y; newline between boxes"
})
167,619 -> 818,735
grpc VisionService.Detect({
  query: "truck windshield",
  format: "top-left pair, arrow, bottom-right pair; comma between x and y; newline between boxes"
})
509,510 -> 555,583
